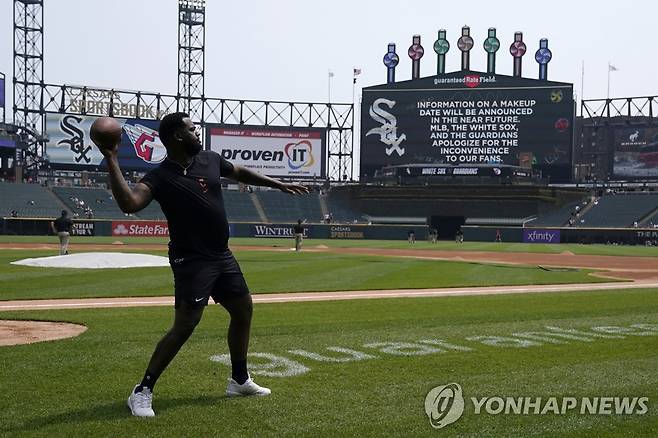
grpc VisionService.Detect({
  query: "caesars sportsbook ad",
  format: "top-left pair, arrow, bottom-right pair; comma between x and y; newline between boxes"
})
45,114 -> 166,171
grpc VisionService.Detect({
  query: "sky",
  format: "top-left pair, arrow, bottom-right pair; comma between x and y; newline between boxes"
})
1,0 -> 656,106
1,0 -> 656,175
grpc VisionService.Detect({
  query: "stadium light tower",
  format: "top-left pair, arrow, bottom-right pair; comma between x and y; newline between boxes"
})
178,0 -> 206,123
13,0 -> 45,141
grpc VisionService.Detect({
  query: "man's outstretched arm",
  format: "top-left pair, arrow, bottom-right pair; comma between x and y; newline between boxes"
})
226,164 -> 309,195
105,156 -> 154,213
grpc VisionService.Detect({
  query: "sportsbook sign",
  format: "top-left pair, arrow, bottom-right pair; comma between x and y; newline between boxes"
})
45,114 -> 166,171
208,126 -> 326,178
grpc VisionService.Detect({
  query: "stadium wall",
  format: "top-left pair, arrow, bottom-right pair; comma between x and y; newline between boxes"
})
463,225 -> 658,245
0,218 -> 429,241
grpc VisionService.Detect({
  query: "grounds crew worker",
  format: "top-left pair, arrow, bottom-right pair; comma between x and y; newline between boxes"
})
293,219 -> 305,252
50,210 -> 73,255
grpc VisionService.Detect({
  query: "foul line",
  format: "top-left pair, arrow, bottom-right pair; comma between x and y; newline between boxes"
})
1,280 -> 658,311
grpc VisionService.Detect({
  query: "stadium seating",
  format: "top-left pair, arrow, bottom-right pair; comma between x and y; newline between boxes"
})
52,187 -> 126,219
531,201 -> 586,227
328,185 -> 588,223
578,193 -> 658,227
134,189 -> 269,222
222,191 -> 262,222
0,182 -> 63,218
323,193 -> 363,223
256,190 -> 323,223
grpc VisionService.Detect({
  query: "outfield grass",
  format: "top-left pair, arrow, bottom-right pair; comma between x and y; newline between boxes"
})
1,289 -> 657,436
0,249 -> 610,301
2,235 -> 658,257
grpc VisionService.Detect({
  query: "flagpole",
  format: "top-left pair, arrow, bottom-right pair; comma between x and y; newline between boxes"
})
607,62 -> 610,99
580,60 -> 585,102
352,68 -> 356,105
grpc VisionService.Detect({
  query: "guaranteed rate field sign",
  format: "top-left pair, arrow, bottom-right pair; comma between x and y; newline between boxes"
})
360,71 -> 574,180
208,126 -> 326,178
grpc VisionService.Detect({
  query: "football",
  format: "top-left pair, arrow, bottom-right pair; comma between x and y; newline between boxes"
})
90,117 -> 122,154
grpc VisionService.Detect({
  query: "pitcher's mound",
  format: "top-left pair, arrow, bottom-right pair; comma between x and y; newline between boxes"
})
0,320 -> 87,346
11,252 -> 169,269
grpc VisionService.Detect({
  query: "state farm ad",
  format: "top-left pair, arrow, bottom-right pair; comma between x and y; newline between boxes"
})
112,221 -> 169,237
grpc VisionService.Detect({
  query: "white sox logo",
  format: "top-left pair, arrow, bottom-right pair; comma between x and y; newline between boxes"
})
366,98 -> 406,157
58,115 -> 93,163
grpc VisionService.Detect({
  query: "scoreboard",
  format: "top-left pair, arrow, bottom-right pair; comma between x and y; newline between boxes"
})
360,71 -> 574,181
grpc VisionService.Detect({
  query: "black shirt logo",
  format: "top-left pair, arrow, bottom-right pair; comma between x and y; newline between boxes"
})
197,178 -> 209,193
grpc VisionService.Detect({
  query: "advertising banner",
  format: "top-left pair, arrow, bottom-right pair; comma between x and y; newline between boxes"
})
45,114 -> 166,171
208,126 -> 326,178
523,228 -> 560,243
612,127 -> 658,179
329,225 -> 365,239
71,221 -> 95,236
251,223 -> 309,238
111,220 -> 169,237
360,71 -> 573,181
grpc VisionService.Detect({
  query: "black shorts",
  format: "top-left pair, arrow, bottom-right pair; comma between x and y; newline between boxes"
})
170,250 -> 250,308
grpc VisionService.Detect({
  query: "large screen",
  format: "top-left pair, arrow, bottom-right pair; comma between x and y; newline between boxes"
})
45,114 -> 166,171
360,71 -> 574,180
207,125 -> 326,178
613,127 -> 658,179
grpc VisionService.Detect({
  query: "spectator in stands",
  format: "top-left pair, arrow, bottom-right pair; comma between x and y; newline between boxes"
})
50,210 -> 73,255
293,219 -> 305,252
407,229 -> 416,244
10,209 -> 18,218
633,221 -> 639,228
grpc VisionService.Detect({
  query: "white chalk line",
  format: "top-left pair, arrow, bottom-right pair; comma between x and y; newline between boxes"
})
1,280 -> 658,311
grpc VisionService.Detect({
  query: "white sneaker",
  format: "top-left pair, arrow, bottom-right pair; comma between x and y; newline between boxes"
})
226,376 -> 271,397
127,385 -> 155,417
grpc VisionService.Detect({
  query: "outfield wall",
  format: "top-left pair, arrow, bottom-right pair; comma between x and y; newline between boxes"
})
463,225 -> 658,245
0,218 -> 429,241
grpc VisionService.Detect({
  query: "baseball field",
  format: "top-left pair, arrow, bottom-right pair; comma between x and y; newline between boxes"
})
1,236 -> 657,436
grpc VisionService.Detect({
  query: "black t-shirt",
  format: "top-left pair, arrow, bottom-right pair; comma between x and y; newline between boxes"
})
141,151 -> 234,258
293,224 -> 304,234
53,216 -> 73,232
